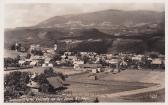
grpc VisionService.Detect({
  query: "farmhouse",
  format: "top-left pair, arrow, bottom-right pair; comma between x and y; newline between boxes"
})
151,58 -> 164,69
106,58 -> 121,72
73,60 -> 84,70
18,60 -> 26,65
42,63 -> 53,68
30,44 -> 41,51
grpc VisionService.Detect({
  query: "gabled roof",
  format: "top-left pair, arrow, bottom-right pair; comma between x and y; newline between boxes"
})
47,77 -> 64,89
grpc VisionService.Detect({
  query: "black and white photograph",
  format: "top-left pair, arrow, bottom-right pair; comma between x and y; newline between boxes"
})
3,1 -> 165,103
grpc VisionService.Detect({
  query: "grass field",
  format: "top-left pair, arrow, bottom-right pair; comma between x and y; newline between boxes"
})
4,67 -> 165,102
63,69 -> 164,98
120,89 -> 165,102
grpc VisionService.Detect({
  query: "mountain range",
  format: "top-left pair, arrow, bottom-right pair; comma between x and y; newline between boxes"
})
5,9 -> 165,54
36,9 -> 163,28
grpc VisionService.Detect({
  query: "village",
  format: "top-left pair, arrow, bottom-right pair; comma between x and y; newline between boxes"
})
4,42 -> 165,71
4,42 -> 165,102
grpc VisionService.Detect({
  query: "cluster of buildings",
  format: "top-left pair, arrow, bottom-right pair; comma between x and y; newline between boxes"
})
4,43 -> 165,73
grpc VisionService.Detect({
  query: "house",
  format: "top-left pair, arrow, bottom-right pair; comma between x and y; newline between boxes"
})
80,52 -> 88,55
61,55 -> 67,59
106,58 -> 120,72
42,63 -> 53,68
151,58 -> 163,69
68,56 -> 77,61
64,52 -> 72,56
18,60 -> 26,65
92,68 -> 101,73
73,60 -> 84,69
44,57 -> 52,63
107,59 -> 119,64
132,56 -> 142,61
46,49 -> 55,54
106,54 -> 113,60
30,44 -> 41,52
151,58 -> 162,65
30,61 -> 38,66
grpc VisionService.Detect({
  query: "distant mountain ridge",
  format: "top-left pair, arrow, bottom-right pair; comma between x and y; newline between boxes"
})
4,9 -> 165,54
35,9 -> 163,28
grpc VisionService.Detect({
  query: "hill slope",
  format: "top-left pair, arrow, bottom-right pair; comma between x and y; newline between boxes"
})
36,10 -> 163,28
4,9 -> 165,54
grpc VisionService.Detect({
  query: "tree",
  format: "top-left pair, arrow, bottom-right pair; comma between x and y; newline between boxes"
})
4,71 -> 30,100
26,53 -> 31,59
53,54 -> 62,61
43,68 -> 66,80
82,55 -> 89,64
44,68 -> 54,76
11,44 -> 15,50
40,83 -> 49,93
31,49 -> 43,56
94,97 -> 99,103
5,71 -> 30,88
150,53 -> 158,59
34,73 -> 48,85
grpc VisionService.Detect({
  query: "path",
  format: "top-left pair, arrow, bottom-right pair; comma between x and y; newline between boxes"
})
99,84 -> 164,99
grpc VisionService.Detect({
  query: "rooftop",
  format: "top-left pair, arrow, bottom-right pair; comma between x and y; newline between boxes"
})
47,77 -> 64,89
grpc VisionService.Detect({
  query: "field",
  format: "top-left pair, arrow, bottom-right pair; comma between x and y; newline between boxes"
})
120,89 -> 165,102
64,70 -> 164,99
4,67 -> 165,102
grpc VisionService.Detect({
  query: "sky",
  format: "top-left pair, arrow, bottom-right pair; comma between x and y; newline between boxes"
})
5,3 -> 164,28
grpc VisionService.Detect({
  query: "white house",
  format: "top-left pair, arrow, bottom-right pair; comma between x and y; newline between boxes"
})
73,60 -> 84,70
18,60 -> 26,65
30,61 -> 38,66
42,63 -> 53,68
151,58 -> 162,65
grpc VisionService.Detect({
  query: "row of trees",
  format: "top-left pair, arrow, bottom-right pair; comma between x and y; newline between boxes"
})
4,56 -> 20,68
11,43 -> 21,51
31,50 -> 43,56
